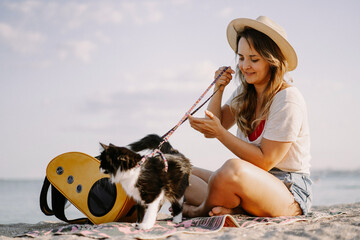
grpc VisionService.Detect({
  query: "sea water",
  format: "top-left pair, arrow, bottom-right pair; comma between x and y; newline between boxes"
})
0,170 -> 359,224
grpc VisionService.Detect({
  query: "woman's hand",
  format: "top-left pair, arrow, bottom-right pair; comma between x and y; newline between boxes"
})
188,110 -> 226,138
214,66 -> 235,92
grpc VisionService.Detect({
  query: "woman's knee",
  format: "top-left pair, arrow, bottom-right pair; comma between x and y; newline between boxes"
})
211,158 -> 249,187
191,167 -> 213,183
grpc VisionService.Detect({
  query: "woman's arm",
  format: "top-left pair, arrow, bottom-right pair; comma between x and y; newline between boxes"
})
216,126 -> 292,171
189,111 -> 292,171
207,100 -> 235,130
206,67 -> 236,130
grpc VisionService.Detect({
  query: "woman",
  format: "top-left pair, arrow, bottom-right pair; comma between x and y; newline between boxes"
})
184,16 -> 312,217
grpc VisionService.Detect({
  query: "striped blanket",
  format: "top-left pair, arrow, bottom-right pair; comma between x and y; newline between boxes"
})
21,211 -> 341,239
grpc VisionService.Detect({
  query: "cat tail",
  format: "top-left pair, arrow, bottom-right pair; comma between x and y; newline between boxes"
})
128,134 -> 178,154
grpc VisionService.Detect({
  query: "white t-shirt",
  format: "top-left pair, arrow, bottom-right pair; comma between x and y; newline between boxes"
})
226,86 -> 311,174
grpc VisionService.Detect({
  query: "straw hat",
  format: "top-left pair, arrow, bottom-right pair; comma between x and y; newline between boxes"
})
226,16 -> 297,71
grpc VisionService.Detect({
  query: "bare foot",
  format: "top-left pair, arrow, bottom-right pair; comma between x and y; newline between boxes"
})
209,206 -> 246,216
182,203 -> 209,218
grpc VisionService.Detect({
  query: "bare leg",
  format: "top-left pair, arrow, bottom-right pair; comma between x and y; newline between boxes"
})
191,167 -> 213,183
209,205 -> 246,216
183,158 -> 302,218
183,167 -> 213,207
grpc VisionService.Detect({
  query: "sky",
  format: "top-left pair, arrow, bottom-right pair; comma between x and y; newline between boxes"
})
0,0 -> 359,179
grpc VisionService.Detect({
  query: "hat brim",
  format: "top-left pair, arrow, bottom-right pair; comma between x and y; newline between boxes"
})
227,18 -> 297,71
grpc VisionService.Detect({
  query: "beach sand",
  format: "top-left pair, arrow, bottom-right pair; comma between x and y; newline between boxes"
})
1,202 -> 359,239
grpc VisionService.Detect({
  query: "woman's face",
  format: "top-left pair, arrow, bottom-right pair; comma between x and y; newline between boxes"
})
237,37 -> 271,89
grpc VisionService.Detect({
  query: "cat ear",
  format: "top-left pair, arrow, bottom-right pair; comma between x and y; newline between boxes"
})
109,143 -> 117,147
100,143 -> 109,150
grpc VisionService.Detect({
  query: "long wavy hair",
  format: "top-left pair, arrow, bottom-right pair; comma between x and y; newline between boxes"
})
230,27 -> 289,137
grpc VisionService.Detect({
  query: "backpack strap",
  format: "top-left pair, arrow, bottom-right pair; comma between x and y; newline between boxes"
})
39,177 -> 53,216
40,177 -> 90,224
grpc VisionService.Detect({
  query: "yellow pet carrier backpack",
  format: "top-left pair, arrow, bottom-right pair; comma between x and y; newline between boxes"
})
40,152 -> 137,224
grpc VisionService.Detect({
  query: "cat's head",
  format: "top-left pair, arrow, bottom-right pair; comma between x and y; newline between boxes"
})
99,143 -> 141,177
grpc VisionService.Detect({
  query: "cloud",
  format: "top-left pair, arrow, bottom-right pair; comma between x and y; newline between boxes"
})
5,0 -> 163,29
119,1 -> 163,26
92,4 -> 124,25
0,0 -> 166,62
58,40 -> 97,63
113,60 -> 217,94
217,7 -> 233,18
5,0 -> 41,15
0,22 -> 46,54
143,1 -> 163,23
60,2 -> 124,29
170,0 -> 191,5
94,31 -> 112,44
77,60 -> 219,122
77,60 -> 219,133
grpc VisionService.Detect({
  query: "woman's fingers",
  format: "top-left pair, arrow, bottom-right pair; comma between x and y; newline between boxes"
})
214,66 -> 234,90
188,115 -> 204,124
205,110 -> 214,119
188,112 -> 220,138
214,66 -> 235,77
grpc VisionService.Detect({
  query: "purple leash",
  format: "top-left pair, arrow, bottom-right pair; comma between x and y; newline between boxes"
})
139,66 -> 230,171
161,66 -> 229,142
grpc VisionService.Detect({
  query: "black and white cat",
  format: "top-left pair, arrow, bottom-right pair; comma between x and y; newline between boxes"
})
99,134 -> 192,230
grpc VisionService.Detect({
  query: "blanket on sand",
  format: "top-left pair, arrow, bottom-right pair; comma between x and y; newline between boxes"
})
19,211 -> 342,239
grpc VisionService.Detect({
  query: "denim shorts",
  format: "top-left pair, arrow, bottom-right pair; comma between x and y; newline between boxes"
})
269,168 -> 312,215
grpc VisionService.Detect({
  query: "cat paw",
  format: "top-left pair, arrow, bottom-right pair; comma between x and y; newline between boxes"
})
172,214 -> 182,224
136,222 -> 154,230
131,223 -> 138,228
